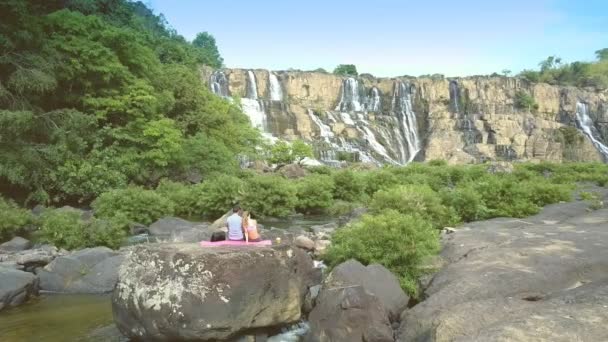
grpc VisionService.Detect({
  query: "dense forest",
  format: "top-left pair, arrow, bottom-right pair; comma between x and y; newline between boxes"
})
0,0 -> 260,205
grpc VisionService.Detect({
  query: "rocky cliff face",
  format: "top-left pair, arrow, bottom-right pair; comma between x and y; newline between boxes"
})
202,67 -> 608,164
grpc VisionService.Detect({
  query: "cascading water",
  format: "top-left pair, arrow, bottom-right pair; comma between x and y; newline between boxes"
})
246,70 -> 259,99
575,102 -> 608,159
209,71 -> 229,97
449,80 -> 460,114
241,70 -> 271,137
392,81 -> 421,162
308,110 -> 334,139
368,87 -> 381,112
335,78 -> 363,112
269,72 -> 283,101
357,126 -> 397,163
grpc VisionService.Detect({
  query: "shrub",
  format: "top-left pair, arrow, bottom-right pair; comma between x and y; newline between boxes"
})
295,175 -> 335,214
241,175 -> 297,217
92,186 -> 175,225
193,175 -> 244,219
514,90 -> 539,112
441,185 -> 490,222
0,197 -> 32,241
39,209 -> 127,250
306,165 -> 333,175
362,169 -> 399,196
268,140 -> 314,165
155,180 -> 197,217
323,210 -> 440,296
328,200 -> 357,216
333,64 -> 358,76
332,169 -> 365,202
370,185 -> 459,229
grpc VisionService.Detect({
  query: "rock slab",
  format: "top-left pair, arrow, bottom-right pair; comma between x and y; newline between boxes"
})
112,243 -> 315,341
0,268 -> 39,311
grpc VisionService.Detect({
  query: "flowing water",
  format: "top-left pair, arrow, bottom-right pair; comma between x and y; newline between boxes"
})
392,81 -> 421,162
575,101 -> 608,159
269,72 -> 283,101
209,71 -> 229,97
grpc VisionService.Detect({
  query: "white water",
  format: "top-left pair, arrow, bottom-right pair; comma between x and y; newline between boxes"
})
241,98 -> 267,131
308,110 -> 334,139
392,81 -> 421,162
246,70 -> 259,99
369,87 -> 381,112
269,72 -> 283,101
335,78 -> 363,112
267,321 -> 310,342
575,102 -> 608,159
449,80 -> 460,114
339,112 -> 355,125
358,126 -> 396,164
209,71 -> 229,97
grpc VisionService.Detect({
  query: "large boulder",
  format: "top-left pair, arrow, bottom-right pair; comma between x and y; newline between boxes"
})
148,217 -> 201,236
277,163 -> 308,179
0,237 -> 32,252
398,201 -> 608,341
0,268 -> 39,311
113,243 -> 316,341
325,259 -> 409,321
37,247 -> 123,293
305,285 -> 394,342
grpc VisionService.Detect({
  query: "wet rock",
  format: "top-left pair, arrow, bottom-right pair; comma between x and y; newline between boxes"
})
303,284 -> 322,314
310,222 -> 338,239
0,244 -> 65,271
38,247 -> 123,293
0,268 -> 39,311
113,243 -> 315,341
128,222 -> 148,235
294,235 -> 315,251
0,237 -> 32,252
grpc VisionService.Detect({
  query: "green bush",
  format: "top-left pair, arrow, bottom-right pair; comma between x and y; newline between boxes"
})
39,209 -> 126,250
370,185 -> 459,229
328,200 -> 357,216
193,175 -> 244,219
155,180 -> 197,217
441,185 -> 490,222
323,210 -> 440,296
268,140 -> 314,165
0,197 -> 32,241
92,186 -> 175,225
295,175 -> 335,214
241,175 -> 297,217
332,169 -> 365,202
362,169 -> 399,196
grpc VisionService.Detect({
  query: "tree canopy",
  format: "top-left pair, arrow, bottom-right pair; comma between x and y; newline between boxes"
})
0,0 -> 258,205
333,64 -> 358,76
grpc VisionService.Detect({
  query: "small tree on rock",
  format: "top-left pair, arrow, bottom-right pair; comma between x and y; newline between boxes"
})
333,64 -> 358,76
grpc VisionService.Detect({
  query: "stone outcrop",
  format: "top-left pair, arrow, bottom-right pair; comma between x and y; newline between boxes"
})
202,67 -> 608,165
38,247 -> 123,293
0,267 -> 39,311
0,237 -> 32,252
112,243 -> 316,341
397,189 -> 608,341
0,244 -> 66,271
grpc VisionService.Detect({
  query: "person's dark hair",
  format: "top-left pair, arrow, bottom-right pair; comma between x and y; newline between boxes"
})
233,205 -> 241,213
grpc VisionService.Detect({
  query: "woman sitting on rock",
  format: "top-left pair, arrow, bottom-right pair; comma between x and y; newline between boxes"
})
242,211 -> 261,242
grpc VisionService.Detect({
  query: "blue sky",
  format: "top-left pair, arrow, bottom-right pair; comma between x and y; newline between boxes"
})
148,0 -> 608,77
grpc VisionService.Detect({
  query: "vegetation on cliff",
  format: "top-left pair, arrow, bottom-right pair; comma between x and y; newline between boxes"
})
0,0 -> 258,205
519,50 -> 608,89
333,64 -> 358,76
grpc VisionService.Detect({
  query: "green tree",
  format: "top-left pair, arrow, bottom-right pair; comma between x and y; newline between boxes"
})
333,64 -> 358,76
192,32 -> 223,68
501,69 -> 512,76
514,90 -> 538,112
268,140 -> 314,165
596,48 -> 608,61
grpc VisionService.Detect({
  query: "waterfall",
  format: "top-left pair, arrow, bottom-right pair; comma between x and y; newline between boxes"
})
335,77 -> 363,112
449,80 -> 460,114
269,72 -> 283,101
246,70 -> 258,99
308,109 -> 334,139
575,102 -> 608,159
392,81 -> 421,162
209,71 -> 228,97
368,87 -> 381,112
358,126 -> 397,164
240,98 -> 267,131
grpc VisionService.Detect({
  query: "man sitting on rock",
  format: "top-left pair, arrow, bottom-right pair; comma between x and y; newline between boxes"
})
226,205 -> 244,241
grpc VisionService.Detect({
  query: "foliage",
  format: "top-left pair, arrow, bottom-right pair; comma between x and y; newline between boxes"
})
0,197 -> 32,241
155,180 -> 197,217
295,174 -> 335,214
328,200 -> 358,216
92,187 -> 175,225
323,210 -> 440,296
241,175 -> 297,217
192,32 -> 223,68
332,169 -> 365,202
440,185 -> 490,222
193,175 -> 244,219
514,90 -> 538,112
38,208 -> 126,250
370,185 -> 459,229
333,64 -> 358,76
268,140 -> 314,165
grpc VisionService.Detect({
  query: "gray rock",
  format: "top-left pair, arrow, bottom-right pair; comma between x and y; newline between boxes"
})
128,222 -> 148,235
38,247 -> 121,293
0,244 -> 65,270
112,243 -> 315,341
305,285 -> 393,342
310,222 -> 338,239
303,284 -> 322,314
277,163 -> 308,179
0,237 -> 32,252
0,268 -> 39,311
263,228 -> 295,244
32,204 -> 46,216
171,227 -> 213,243
148,217 -> 198,236
326,259 -> 409,321
398,203 -> 608,342
294,235 -> 315,251
313,240 -> 331,257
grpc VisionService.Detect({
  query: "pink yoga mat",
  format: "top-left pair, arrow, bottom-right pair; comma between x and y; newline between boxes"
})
199,240 -> 272,247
